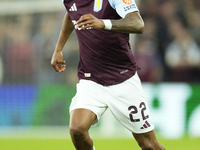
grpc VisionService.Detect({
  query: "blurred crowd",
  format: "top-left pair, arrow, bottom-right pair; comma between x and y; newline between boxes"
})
135,0 -> 200,82
0,0 -> 200,84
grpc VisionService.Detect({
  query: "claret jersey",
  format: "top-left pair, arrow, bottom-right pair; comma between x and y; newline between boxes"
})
63,0 -> 139,86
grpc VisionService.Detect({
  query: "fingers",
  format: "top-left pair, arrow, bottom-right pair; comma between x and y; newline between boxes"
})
56,62 -> 66,72
51,61 -> 66,72
77,22 -> 92,30
76,14 -> 92,24
77,20 -> 92,30
76,14 -> 97,30
56,64 -> 66,72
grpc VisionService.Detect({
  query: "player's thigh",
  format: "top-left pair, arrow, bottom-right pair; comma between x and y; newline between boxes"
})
69,108 -> 97,131
70,79 -> 108,126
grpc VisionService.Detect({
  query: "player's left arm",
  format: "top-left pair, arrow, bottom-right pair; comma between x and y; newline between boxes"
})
76,12 -> 144,34
111,11 -> 144,33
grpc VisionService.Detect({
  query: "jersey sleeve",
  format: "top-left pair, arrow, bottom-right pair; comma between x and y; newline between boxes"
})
109,0 -> 139,18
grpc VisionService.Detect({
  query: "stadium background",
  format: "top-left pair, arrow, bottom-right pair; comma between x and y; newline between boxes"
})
0,0 -> 200,149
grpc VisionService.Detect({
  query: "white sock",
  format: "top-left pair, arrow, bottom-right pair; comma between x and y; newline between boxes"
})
93,146 -> 95,150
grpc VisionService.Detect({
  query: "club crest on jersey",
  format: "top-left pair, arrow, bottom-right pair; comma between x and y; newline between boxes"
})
94,0 -> 103,12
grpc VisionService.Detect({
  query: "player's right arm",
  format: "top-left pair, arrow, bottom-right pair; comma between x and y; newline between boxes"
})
76,0 -> 143,34
51,12 -> 74,72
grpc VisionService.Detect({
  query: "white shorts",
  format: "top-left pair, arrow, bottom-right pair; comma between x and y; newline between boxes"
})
69,73 -> 154,134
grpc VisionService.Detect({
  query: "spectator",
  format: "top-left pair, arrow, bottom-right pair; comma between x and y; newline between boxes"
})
32,14 -> 60,84
5,15 -> 34,83
165,19 -> 200,82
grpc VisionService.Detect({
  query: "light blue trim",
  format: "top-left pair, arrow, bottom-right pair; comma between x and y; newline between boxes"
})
108,0 -> 139,18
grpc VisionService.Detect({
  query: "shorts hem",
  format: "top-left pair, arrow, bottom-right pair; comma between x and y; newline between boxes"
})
69,106 -> 100,126
131,126 -> 154,134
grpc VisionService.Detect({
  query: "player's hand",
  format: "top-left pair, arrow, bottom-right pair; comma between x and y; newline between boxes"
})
51,50 -> 66,72
76,14 -> 105,30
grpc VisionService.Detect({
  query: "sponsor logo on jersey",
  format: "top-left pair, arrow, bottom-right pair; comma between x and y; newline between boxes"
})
124,4 -> 136,11
122,0 -> 132,5
69,3 -> 77,11
94,0 -> 103,12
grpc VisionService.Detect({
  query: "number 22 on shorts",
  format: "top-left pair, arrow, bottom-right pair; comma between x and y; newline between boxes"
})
128,102 -> 149,122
